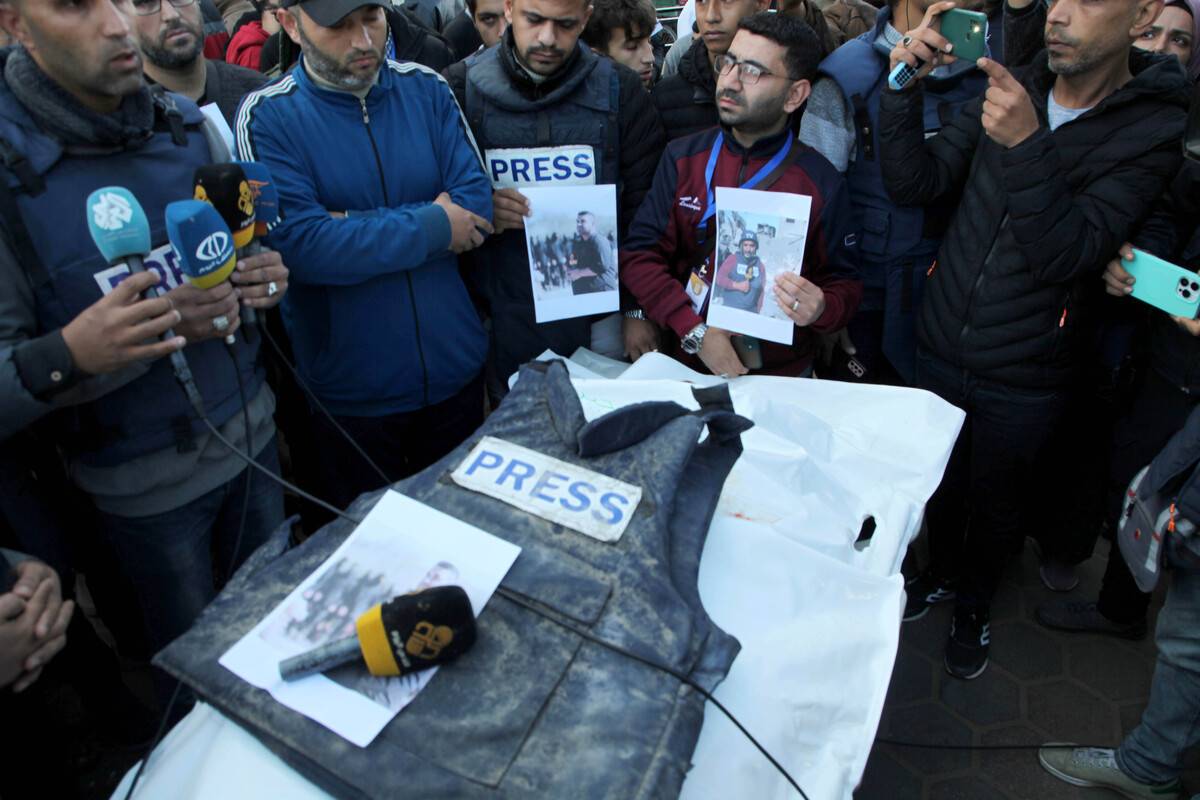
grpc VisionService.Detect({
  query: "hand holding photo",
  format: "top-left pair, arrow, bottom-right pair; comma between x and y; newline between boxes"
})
708,187 -> 813,346
523,184 -> 620,323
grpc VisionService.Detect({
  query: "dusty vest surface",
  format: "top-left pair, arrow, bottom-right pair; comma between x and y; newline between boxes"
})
159,360 -> 749,798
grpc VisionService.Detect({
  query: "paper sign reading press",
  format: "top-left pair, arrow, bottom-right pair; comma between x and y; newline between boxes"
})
451,436 -> 641,543
486,146 -> 597,190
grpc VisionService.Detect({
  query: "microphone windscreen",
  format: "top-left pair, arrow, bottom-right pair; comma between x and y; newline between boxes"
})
166,199 -> 237,289
194,163 -> 255,248
86,187 -> 151,264
236,161 -> 280,233
356,585 -> 477,678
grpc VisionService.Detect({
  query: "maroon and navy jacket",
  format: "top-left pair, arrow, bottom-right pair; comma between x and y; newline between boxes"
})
620,126 -> 862,376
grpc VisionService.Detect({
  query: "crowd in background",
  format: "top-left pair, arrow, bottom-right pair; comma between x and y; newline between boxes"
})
0,0 -> 1197,794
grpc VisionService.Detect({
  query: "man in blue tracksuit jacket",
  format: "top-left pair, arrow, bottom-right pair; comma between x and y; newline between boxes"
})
236,0 -> 495,510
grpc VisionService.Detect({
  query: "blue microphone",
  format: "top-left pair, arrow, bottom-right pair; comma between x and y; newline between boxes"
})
85,187 -> 205,414
86,187 -> 153,273
166,199 -> 239,345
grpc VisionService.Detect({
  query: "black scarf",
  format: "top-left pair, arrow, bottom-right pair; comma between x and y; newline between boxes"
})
5,46 -> 155,148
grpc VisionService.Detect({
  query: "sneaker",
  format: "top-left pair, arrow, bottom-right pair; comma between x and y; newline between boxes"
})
1035,600 -> 1147,640
1027,537 -> 1080,591
902,573 -> 956,622
1039,559 -> 1080,592
1038,744 -> 1181,799
944,606 -> 989,680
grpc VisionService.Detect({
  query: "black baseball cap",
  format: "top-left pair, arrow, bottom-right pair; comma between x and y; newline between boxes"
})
281,0 -> 386,27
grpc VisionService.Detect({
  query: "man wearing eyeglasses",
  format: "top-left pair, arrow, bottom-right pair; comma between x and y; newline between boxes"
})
622,12 -> 861,379
129,0 -> 268,127
652,0 -> 770,142
0,0 -> 288,673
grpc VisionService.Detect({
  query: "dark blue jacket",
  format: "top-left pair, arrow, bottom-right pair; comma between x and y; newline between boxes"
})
235,58 -> 492,416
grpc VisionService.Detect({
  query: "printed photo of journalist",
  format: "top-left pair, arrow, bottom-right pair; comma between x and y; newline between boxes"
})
528,209 -> 618,302
711,210 -> 806,322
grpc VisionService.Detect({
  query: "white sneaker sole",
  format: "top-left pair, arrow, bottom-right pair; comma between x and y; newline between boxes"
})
1037,746 -> 1177,800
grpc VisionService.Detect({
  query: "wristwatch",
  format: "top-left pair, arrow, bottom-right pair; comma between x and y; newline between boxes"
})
623,309 -> 646,320
681,323 -> 708,355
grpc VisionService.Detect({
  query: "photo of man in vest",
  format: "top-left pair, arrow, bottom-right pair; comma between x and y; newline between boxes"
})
444,0 -> 666,395
0,0 -> 289,672
568,210 -> 616,294
714,230 -> 766,312
622,13 -> 861,380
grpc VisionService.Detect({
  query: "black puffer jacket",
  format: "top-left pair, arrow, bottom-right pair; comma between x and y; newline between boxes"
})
651,37 -> 718,142
881,49 -> 1191,389
1147,161 -> 1200,394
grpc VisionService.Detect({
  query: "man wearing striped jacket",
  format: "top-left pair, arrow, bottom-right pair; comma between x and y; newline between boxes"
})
235,0 -> 495,510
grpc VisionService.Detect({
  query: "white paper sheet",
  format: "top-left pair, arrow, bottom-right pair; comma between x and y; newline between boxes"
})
219,491 -> 521,747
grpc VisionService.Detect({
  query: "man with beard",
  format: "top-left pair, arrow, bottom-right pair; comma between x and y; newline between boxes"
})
130,0 -> 266,126
444,0 -> 665,391
622,13 -> 862,379
568,211 -> 615,294
236,0 -> 495,511
883,0 -> 1189,680
652,0 -> 770,142
0,0 -> 289,674
715,230 -> 766,312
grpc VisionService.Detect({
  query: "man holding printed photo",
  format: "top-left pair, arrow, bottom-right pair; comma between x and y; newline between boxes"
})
620,13 -> 861,378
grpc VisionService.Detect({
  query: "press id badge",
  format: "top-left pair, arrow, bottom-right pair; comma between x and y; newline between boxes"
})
687,266 -> 711,315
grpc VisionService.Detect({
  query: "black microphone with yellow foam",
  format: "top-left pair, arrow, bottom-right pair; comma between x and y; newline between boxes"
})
279,585 -> 477,681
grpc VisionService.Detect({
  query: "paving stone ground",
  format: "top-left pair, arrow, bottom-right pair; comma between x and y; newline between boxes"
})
854,540 -> 1199,800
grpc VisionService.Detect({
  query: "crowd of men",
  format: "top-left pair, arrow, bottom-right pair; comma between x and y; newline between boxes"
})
0,0 -> 1198,794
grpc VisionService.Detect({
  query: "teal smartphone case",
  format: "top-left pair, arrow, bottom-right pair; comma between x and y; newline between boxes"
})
940,9 -> 989,63
1126,248 -> 1200,319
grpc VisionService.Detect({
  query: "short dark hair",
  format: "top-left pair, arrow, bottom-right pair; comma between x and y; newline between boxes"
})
736,11 -> 822,82
581,0 -> 656,50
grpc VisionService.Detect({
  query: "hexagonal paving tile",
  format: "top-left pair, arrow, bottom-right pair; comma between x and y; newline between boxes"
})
1027,680 -> 1120,744
977,725 -> 1115,800
901,603 -> 954,662
853,748 -> 922,800
1067,639 -> 1153,702
991,580 -> 1023,623
886,643 -> 935,707
937,668 -> 1021,727
928,775 -> 1008,800
988,620 -> 1065,681
881,702 -> 974,776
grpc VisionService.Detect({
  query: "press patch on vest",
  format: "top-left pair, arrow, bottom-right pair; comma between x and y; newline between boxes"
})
451,436 -> 641,543
93,241 -> 185,296
486,146 -> 597,190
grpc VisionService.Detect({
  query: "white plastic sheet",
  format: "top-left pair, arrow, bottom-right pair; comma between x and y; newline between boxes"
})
114,351 -> 963,800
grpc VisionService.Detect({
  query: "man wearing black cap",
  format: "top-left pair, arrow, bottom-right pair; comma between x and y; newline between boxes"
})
236,0 -> 495,511
444,0 -> 666,392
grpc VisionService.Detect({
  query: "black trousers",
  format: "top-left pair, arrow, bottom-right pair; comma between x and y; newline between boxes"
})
1097,368 -> 1198,623
918,350 -> 1069,607
312,373 -> 486,511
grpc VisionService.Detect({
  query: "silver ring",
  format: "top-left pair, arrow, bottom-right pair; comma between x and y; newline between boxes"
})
720,373 -> 731,379
791,299 -> 800,312
902,35 -> 913,48
212,315 -> 230,332
267,281 -> 279,297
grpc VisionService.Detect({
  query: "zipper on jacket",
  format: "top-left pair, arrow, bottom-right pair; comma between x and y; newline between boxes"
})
957,214 -> 1008,350
360,96 -> 430,406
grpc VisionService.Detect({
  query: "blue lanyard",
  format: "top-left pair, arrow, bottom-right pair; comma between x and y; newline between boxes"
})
699,132 -> 793,229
